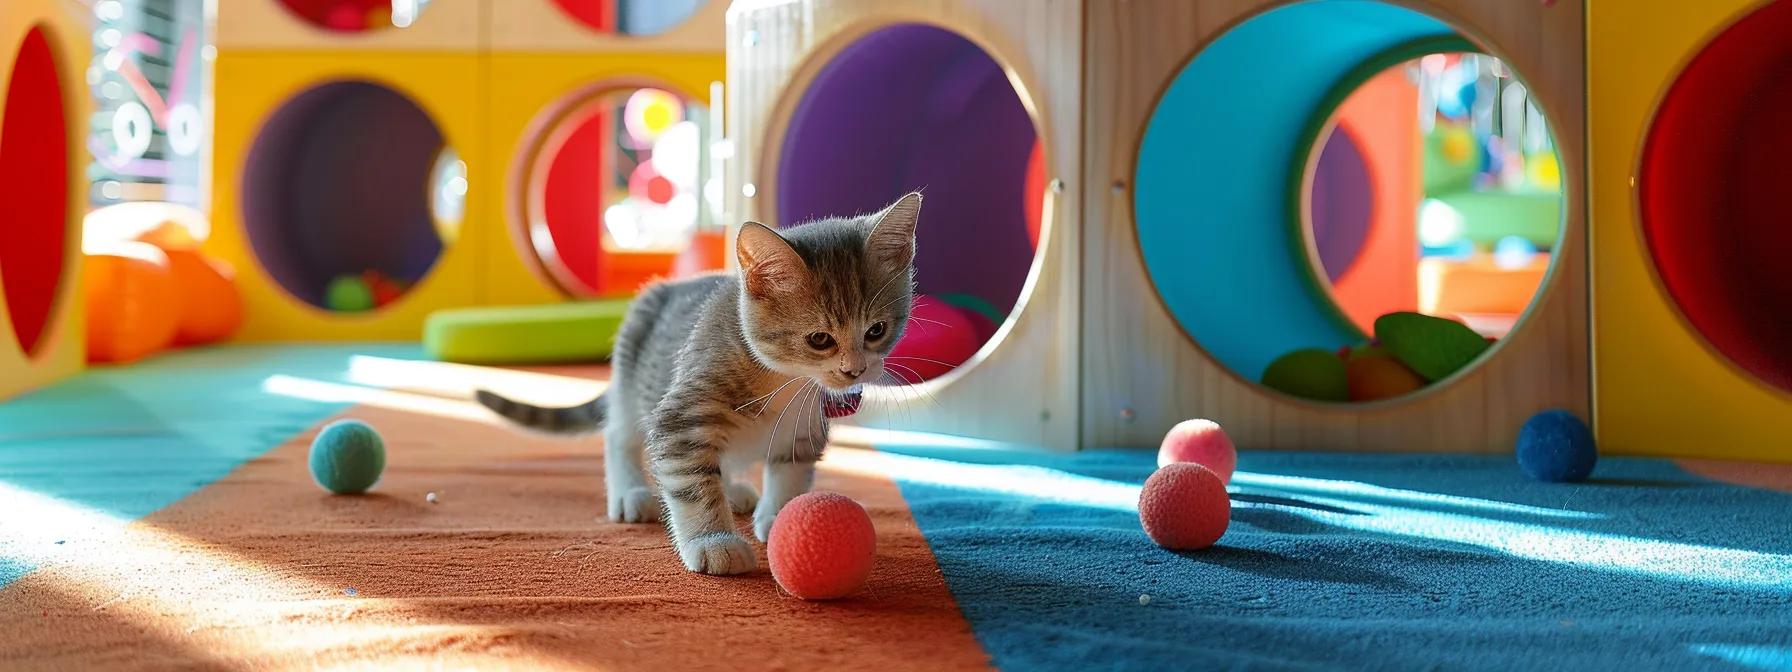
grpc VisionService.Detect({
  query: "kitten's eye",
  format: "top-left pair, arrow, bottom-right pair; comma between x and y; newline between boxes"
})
865,322 -> 887,340
806,332 -> 836,350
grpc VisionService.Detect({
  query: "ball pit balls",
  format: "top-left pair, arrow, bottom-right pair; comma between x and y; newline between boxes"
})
1157,419 -> 1237,483
309,419 -> 386,494
1516,410 -> 1597,483
768,491 -> 877,600
1346,353 -> 1427,402
1138,463 -> 1230,551
325,275 -> 376,313
1261,348 -> 1349,402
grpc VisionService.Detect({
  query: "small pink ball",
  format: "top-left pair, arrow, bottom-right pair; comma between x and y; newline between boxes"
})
1158,419 -> 1237,483
768,492 -> 877,600
1138,463 -> 1231,550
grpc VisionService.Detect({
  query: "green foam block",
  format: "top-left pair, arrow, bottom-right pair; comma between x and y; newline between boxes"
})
1374,311 -> 1492,382
424,300 -> 630,365
1261,348 -> 1350,402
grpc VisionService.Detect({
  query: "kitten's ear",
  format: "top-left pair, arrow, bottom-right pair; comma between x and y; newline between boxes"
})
736,222 -> 807,297
866,192 -> 922,270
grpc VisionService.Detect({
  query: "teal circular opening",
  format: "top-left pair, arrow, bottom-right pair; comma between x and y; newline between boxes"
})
1135,0 -> 1464,381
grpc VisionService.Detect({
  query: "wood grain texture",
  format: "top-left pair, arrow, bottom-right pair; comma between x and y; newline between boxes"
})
487,0 -> 726,54
725,0 -> 1083,450
1081,0 -> 1588,453
215,0 -> 484,52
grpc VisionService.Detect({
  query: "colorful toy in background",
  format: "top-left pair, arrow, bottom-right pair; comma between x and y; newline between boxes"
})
275,0 -> 429,32
1261,311 -> 1490,402
530,87 -> 722,298
1310,53 -> 1561,346
325,270 -> 410,312
84,218 -> 242,364
549,0 -> 709,37
882,294 -> 1006,383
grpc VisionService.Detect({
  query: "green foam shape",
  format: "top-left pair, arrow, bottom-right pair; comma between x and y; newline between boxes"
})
424,300 -> 630,365
1261,348 -> 1350,402
1374,311 -> 1492,382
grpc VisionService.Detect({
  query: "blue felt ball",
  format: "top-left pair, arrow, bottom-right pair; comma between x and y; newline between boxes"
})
1516,410 -> 1596,482
309,419 -> 386,494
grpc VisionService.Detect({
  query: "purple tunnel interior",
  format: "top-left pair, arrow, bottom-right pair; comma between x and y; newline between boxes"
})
242,81 -> 446,308
1309,126 -> 1373,283
778,24 -> 1038,327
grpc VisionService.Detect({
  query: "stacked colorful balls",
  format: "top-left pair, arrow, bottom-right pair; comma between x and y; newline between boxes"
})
1142,419 -> 1235,550
1260,311 -> 1493,402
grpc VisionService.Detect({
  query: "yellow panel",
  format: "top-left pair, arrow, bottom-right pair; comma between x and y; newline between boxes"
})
1588,0 -> 1792,461
0,0 -> 88,400
206,51 -> 484,341
480,51 -> 723,307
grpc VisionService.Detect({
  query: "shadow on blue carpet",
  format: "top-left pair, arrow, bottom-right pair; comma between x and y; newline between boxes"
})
875,445 -> 1792,671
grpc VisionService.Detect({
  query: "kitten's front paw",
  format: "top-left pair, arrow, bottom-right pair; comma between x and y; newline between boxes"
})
607,486 -> 662,524
725,482 -> 759,515
753,511 -> 778,543
678,532 -> 757,575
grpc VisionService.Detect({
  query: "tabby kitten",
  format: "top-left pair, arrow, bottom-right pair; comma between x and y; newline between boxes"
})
478,192 -> 921,575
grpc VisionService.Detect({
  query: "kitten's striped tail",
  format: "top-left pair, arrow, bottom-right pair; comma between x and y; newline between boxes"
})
474,389 -> 607,434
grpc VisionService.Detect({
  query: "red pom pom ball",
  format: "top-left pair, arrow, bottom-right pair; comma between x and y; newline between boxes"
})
768,491 -> 877,600
1138,463 -> 1230,550
1157,419 -> 1237,483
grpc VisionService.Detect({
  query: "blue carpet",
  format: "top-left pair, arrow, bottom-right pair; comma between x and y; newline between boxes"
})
878,446 -> 1792,671
0,344 -> 422,587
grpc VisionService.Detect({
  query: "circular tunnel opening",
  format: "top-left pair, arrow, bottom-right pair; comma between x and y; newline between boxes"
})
777,23 -> 1047,385
242,81 -> 455,312
551,0 -> 709,36
1136,1 -> 1566,404
277,0 -> 429,32
520,86 -> 717,298
1,26 -> 69,357
1640,0 -> 1792,394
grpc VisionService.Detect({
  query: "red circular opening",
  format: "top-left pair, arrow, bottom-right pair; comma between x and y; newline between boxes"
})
278,0 -> 399,33
1640,0 -> 1792,393
550,0 -> 708,36
1,27 -> 69,357
525,87 -> 711,298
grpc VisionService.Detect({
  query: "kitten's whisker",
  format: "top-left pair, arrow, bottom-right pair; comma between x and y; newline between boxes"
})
888,355 -> 960,368
735,376 -> 803,413
908,316 -> 953,329
882,363 -> 942,410
748,376 -> 808,417
764,380 -> 815,465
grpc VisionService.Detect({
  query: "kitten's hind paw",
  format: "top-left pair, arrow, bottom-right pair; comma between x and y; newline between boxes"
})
725,482 -> 759,515
607,486 -> 662,524
678,533 -> 758,575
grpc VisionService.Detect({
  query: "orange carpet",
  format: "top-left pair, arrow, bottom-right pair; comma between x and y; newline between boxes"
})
0,364 -> 990,671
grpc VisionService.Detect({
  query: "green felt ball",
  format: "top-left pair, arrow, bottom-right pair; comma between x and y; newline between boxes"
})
1261,348 -> 1350,402
309,419 -> 385,494
1374,312 -> 1492,382
325,276 -> 375,313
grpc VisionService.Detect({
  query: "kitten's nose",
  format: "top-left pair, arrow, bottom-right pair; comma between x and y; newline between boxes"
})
839,365 -> 866,379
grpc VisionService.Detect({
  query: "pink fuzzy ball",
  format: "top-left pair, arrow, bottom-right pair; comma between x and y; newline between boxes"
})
1157,419 -> 1237,483
768,492 -> 877,600
1138,463 -> 1230,550
887,295 -> 981,382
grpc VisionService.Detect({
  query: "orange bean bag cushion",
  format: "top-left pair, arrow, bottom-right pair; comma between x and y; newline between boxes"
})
165,249 -> 242,345
135,221 -> 243,346
85,243 -> 179,364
